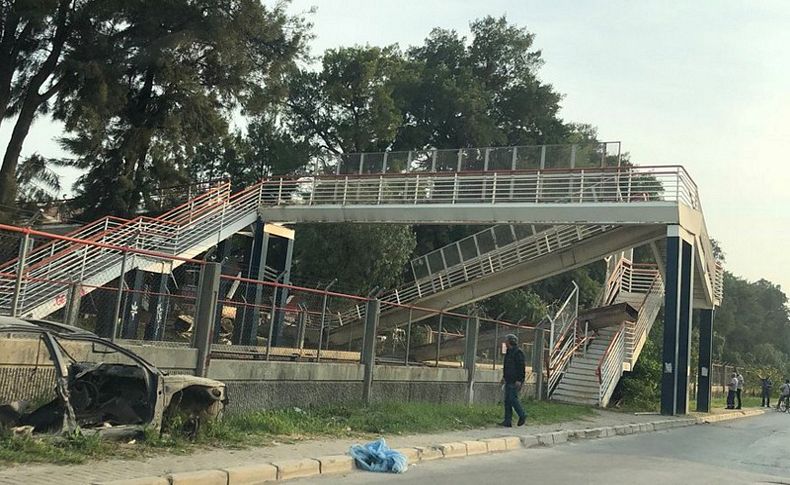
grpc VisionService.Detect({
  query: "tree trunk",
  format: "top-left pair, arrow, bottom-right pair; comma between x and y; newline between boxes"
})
0,97 -> 39,220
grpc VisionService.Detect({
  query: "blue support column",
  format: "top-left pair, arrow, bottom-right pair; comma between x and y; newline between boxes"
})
661,235 -> 682,415
675,240 -> 695,414
121,270 -> 145,339
144,272 -> 170,341
235,218 -> 269,345
212,240 -> 233,342
696,309 -> 714,412
272,237 -> 294,346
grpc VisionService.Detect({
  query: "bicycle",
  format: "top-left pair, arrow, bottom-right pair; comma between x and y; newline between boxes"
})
777,396 -> 789,412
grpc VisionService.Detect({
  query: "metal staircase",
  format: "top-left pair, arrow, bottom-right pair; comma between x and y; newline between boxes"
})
0,180 -> 270,319
551,257 -> 664,407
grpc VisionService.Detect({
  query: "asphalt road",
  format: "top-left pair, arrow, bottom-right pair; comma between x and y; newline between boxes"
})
294,411 -> 790,484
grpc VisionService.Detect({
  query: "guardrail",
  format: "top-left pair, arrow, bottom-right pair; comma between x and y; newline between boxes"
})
311,142 -> 622,176
259,165 -> 700,211
596,321 -> 626,406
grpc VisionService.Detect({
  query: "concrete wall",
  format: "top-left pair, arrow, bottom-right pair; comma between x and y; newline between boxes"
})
208,360 -> 507,413
1,337 -> 517,412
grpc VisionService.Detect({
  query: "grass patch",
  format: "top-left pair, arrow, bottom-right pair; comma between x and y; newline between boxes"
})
0,399 -> 594,466
693,395 -> 763,410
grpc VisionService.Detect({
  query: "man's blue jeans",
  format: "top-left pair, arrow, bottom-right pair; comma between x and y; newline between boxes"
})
503,383 -> 526,425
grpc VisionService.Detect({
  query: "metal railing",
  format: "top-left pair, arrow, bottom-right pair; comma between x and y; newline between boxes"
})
545,283 -> 584,395
260,165 -> 700,211
334,225 -> 614,331
596,322 -> 626,406
0,179 -> 275,319
311,142 -> 622,176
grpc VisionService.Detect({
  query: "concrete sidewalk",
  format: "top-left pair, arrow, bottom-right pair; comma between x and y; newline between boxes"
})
0,408 -> 763,485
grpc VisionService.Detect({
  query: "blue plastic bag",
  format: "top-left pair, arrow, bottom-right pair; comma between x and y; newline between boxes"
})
349,438 -> 408,473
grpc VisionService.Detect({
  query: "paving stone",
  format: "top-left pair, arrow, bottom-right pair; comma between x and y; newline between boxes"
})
462,440 -> 488,455
169,470 -> 228,485
414,446 -> 444,461
502,436 -> 522,449
520,435 -> 540,448
394,448 -> 422,462
92,478 -> 170,485
271,459 -> 321,481
317,455 -> 355,475
536,433 -> 554,445
224,464 -> 278,485
479,438 -> 508,452
438,442 -> 468,458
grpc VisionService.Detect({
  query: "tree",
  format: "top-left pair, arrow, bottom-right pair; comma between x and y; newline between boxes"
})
54,0 -> 308,218
285,45 -> 405,154
0,0 -> 102,222
292,223 -> 416,296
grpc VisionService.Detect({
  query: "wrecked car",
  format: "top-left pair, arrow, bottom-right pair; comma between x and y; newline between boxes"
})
0,316 -> 227,438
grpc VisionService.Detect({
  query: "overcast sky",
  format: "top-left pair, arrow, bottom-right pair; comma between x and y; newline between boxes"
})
2,0 -> 789,292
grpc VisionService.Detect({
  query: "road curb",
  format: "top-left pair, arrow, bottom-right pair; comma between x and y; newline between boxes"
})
94,408 -> 764,485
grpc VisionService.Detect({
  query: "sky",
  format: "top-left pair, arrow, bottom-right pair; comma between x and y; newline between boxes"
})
2,0 -> 790,292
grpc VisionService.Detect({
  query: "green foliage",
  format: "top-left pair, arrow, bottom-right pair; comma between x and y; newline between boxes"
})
0,401 -> 593,465
615,323 -> 663,411
713,272 -> 790,372
293,223 -> 416,295
53,0 -> 309,218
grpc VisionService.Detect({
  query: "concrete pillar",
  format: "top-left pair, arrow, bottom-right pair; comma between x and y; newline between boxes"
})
464,317 -> 480,405
144,272 -> 170,341
64,282 -> 82,326
532,327 -> 546,400
676,240 -> 695,414
696,309 -> 714,412
362,299 -> 380,404
121,269 -> 145,339
272,237 -> 294,346
194,263 -> 221,377
296,310 -> 307,349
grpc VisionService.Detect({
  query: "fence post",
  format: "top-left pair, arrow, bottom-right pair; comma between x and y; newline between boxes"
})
194,263 -> 221,378
296,308 -> 307,350
10,231 -> 31,317
435,312 -> 444,366
532,326 -> 546,400
110,251 -> 129,342
464,316 -> 480,405
404,308 -> 413,366
362,299 -> 380,404
64,282 -> 82,326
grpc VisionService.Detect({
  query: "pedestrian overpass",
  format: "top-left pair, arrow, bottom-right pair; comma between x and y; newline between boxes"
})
0,142 -> 722,416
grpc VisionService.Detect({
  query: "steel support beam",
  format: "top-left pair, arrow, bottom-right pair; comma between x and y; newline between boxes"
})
676,240 -> 695,414
236,218 -> 269,345
696,309 -> 714,412
121,269 -> 145,339
661,227 -> 694,415
362,299 -> 380,404
464,316 -> 480,405
272,237 -> 294,346
145,272 -> 170,341
194,263 -> 221,377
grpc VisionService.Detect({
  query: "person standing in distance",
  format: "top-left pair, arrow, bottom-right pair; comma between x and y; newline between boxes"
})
726,372 -> 738,409
760,375 -> 773,408
499,334 -> 527,427
735,368 -> 745,409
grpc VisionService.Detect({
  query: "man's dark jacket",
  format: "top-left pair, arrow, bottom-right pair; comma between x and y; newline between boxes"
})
503,346 -> 526,384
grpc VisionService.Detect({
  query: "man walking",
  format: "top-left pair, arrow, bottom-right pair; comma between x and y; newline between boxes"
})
726,372 -> 738,409
735,369 -> 744,409
760,376 -> 773,407
499,334 -> 527,427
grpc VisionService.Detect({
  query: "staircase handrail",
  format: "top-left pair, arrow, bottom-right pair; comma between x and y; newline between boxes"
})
595,321 -> 627,405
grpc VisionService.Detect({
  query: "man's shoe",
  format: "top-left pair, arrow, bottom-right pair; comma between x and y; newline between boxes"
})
498,422 -> 512,427
517,416 -> 526,427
